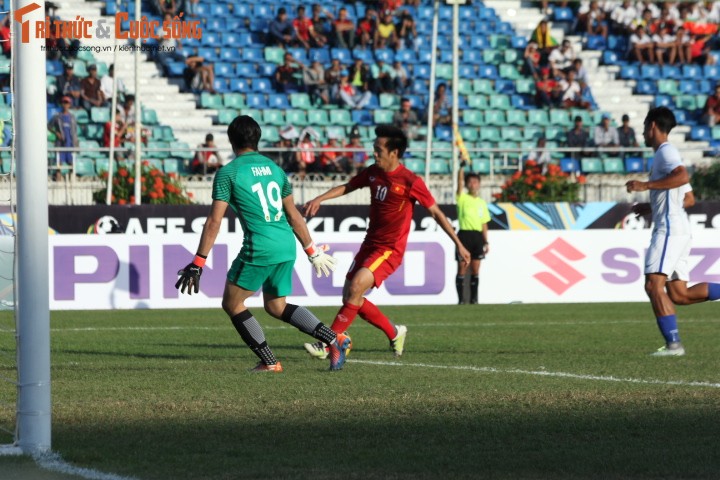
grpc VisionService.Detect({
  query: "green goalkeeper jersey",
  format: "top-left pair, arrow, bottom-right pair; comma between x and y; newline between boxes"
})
212,151 -> 296,266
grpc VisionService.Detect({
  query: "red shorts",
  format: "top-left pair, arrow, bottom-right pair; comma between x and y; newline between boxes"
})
346,244 -> 402,288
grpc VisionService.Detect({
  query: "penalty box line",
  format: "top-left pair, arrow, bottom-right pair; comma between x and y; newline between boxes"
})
349,359 -> 720,390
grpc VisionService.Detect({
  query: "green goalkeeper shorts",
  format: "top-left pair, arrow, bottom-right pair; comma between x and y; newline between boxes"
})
227,259 -> 294,297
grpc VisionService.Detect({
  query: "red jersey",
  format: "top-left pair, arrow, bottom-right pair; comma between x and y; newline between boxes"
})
346,163 -> 436,253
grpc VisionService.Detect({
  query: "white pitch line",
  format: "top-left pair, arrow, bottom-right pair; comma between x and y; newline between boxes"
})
349,359 -> 720,389
34,452 -> 138,480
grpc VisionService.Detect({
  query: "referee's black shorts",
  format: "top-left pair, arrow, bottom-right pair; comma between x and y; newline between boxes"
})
456,230 -> 486,261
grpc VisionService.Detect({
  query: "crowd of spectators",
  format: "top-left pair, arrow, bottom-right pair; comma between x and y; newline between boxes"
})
562,112 -> 640,159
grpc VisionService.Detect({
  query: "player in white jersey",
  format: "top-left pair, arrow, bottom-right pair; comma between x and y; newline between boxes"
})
626,107 -> 720,356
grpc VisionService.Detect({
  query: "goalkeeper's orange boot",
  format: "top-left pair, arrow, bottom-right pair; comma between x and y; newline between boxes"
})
249,361 -> 283,373
329,334 -> 351,371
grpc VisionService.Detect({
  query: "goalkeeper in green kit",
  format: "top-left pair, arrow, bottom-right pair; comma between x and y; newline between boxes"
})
176,115 -> 351,372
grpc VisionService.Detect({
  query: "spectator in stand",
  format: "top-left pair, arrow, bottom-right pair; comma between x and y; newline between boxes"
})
333,7 -> 356,49
0,16 -> 10,56
117,95 -> 135,126
192,133 -> 223,175
566,115 -> 590,159
184,58 -> 216,94
691,34 -> 717,66
309,4 -> 331,47
630,8 -> 654,33
559,70 -> 591,109
320,134 -> 350,174
675,26 -> 693,64
395,10 -> 417,50
530,18 -> 559,59
47,96 -> 78,181
370,58 -> 395,94
338,71 -> 372,109
345,130 -> 368,174
155,0 -> 177,16
374,12 -> 400,50
100,64 -> 126,104
610,0 -> 637,34
701,84 -> 720,126
535,67 -> 560,108
548,39 -> 576,78
80,64 -> 105,112
593,114 -> 620,148
703,0 -> 720,23
636,0 -> 660,19
274,53 -> 303,93
293,6 -> 325,49
653,23 -> 677,66
303,61 -> 330,106
392,97 -> 420,140
296,127 -> 321,178
629,25 -> 655,63
356,9 -> 378,49
103,116 -> 127,161
429,82 -> 452,126
572,58 -> 589,88
523,42 -> 542,81
349,58 -> 372,95
391,60 -> 411,95
56,62 -> 82,108
325,58 -> 345,101
526,136 -> 552,172
267,8 -> 296,48
617,113 -> 640,157
380,0 -> 404,13
578,1 -> 608,39
275,125 -> 300,172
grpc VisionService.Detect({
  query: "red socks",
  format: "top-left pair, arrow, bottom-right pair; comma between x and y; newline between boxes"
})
358,298 -> 396,339
330,302 -> 360,334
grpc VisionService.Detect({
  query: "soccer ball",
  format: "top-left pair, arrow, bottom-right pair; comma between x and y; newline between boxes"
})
89,215 -> 122,234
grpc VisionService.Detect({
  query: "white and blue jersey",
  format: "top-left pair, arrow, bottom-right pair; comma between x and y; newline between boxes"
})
645,142 -> 692,280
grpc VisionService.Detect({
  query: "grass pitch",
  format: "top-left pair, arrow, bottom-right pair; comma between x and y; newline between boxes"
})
1,303 -> 719,479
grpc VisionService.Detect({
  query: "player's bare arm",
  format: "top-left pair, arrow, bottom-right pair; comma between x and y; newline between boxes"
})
303,183 -> 349,217
456,164 -> 464,196
196,200 -> 228,256
427,204 -> 471,264
683,190 -> 695,209
283,194 -> 314,247
482,223 -> 490,254
625,165 -> 689,193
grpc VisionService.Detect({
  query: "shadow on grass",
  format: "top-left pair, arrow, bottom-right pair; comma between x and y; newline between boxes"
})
55,349 -> 191,360
52,406 -> 720,480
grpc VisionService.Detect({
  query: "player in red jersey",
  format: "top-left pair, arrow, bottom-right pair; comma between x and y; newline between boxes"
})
302,125 -> 471,367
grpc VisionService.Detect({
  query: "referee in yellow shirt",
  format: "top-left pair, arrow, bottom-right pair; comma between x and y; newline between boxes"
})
456,162 -> 490,304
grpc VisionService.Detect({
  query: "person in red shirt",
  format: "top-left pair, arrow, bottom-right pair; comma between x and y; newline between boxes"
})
301,125 -> 470,367
356,9 -> 378,49
702,84 -> 720,126
292,5 -> 324,49
535,67 -> 560,108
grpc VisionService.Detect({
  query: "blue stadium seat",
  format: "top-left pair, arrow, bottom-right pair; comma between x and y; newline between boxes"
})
414,64 -> 431,79
201,32 -> 221,47
478,65 -> 498,79
375,49 -> 394,63
654,95 -> 674,108
211,3 -> 229,16
560,157 -> 580,173
242,48 -> 263,63
634,80 -> 657,95
351,109 -> 373,126
585,35 -> 606,50
510,35 -> 527,50
602,51 -> 619,65
267,94 -> 290,109
678,80 -> 698,95
640,64 -> 660,80
205,18 -> 226,32
246,93 -> 268,108
330,48 -> 352,63
661,65 -> 681,80
690,125 -> 711,141
553,7 -> 574,22
624,157 -> 644,173
249,18 -> 268,33
469,35 -> 489,50
434,125 -> 452,142
251,3 -> 273,19
352,48 -> 374,63
229,78 -> 250,92
166,61 -> 186,77
462,49 -> 483,64
417,49 -> 433,63
231,2 -> 251,17
212,78 -> 229,94
235,63 -> 258,78
219,48 -> 239,62
308,48 -> 330,64
46,60 -> 63,76
214,62 -> 233,78
394,49 -> 417,64
703,64 -> 720,80
196,47 -> 219,62
682,65 -> 701,79
287,47 -> 309,64
222,32 -> 243,47
619,65 -> 639,80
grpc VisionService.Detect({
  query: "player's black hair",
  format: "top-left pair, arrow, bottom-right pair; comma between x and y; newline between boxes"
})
375,125 -> 407,157
645,107 -> 677,134
227,115 -> 261,151
465,172 -> 480,183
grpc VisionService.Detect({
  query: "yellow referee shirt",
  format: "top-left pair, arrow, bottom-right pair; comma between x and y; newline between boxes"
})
456,193 -> 491,231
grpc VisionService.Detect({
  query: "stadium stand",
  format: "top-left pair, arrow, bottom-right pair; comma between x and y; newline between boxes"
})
34,0 -> 720,181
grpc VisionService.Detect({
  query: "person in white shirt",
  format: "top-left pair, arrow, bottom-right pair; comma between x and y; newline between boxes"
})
635,0 -> 660,19
652,24 -> 677,66
99,64 -> 126,103
629,25 -> 655,63
611,0 -> 637,33
548,40 -> 575,78
593,114 -> 620,147
674,26 -> 693,64
559,70 -> 591,109
626,106 -> 720,357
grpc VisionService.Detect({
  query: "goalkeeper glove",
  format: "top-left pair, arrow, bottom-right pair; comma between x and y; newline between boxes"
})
304,242 -> 338,278
175,254 -> 205,295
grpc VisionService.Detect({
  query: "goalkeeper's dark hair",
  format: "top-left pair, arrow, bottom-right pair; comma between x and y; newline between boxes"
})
645,107 -> 676,134
375,124 -> 407,158
465,172 -> 480,183
227,115 -> 261,151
